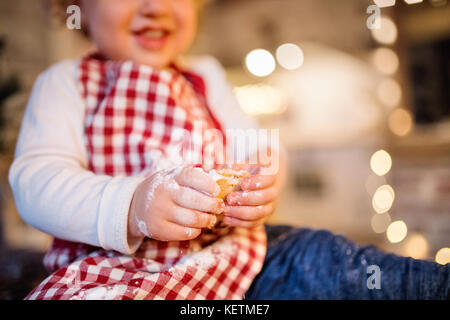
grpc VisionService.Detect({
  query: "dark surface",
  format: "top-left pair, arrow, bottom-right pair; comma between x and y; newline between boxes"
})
0,248 -> 48,300
410,37 -> 450,124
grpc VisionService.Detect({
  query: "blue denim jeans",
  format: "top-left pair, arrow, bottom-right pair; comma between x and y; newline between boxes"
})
245,225 -> 450,299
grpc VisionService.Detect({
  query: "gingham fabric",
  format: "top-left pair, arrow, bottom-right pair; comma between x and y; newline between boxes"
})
26,54 -> 267,300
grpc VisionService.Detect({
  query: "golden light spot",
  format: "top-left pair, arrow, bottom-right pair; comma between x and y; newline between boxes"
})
370,150 -> 392,176
404,234 -> 428,259
386,220 -> 408,243
372,184 -> 395,214
372,48 -> 399,75
371,17 -> 398,45
435,248 -> 450,265
245,49 -> 276,77
374,0 -> 396,7
404,0 -> 424,4
234,84 -> 286,115
276,43 -> 304,70
388,108 -> 414,137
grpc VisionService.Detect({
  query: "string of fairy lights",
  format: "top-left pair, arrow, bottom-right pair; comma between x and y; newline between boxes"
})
369,0 -> 449,264
234,0 -> 449,265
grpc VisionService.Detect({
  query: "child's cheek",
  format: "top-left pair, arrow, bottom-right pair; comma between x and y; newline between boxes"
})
173,1 -> 198,52
83,1 -> 135,56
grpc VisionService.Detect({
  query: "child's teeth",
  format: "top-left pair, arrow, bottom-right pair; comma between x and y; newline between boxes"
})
144,30 -> 164,38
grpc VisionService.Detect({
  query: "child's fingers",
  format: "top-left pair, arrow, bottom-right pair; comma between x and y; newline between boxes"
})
202,160 -> 217,172
175,167 -> 220,197
241,174 -> 276,191
226,186 -> 277,206
157,222 -> 202,241
223,202 -> 274,221
169,205 -> 218,229
222,216 -> 267,228
230,163 -> 248,171
170,184 -> 225,214
231,163 -> 260,174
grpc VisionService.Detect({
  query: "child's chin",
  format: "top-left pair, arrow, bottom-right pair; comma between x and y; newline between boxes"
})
130,49 -> 174,69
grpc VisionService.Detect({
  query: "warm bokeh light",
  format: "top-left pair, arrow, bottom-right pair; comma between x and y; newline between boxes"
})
386,220 -> 408,243
234,83 -> 286,115
372,48 -> 399,75
388,108 -> 414,136
377,78 -> 402,108
404,0 -> 423,4
435,248 -> 450,265
276,43 -> 304,70
371,213 -> 392,233
404,234 -> 428,259
370,17 -> 398,45
374,0 -> 396,7
245,49 -> 276,77
372,184 -> 395,214
370,149 -> 392,176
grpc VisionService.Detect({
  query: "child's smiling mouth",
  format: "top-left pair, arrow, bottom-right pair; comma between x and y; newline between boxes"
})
132,26 -> 173,51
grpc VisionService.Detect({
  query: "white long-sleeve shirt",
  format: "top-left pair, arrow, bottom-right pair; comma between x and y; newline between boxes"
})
8,55 -> 259,255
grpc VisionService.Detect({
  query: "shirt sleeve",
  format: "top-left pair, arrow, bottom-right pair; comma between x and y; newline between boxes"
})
8,60 -> 145,254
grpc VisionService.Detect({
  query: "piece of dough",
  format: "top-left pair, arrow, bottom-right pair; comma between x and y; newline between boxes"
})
208,169 -> 250,229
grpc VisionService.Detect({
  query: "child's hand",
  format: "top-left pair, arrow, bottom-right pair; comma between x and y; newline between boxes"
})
222,147 -> 287,228
222,166 -> 280,228
128,167 -> 225,241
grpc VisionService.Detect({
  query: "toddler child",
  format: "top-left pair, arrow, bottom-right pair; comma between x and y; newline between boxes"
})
9,0 -> 449,300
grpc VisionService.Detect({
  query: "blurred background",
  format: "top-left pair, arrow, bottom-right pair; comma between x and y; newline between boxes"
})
0,0 -> 449,299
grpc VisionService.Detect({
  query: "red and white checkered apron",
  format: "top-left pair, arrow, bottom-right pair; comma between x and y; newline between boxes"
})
26,54 -> 266,300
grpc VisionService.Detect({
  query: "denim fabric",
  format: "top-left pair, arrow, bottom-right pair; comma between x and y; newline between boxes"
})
245,225 -> 450,300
